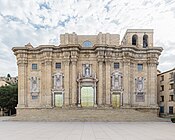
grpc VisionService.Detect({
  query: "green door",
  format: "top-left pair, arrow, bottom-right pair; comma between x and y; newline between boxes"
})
81,87 -> 94,107
112,94 -> 120,108
54,93 -> 63,107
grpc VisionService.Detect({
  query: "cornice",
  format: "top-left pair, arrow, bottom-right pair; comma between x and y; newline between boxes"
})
12,44 -> 163,57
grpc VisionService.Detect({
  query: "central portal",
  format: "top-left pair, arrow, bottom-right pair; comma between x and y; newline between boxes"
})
112,94 -> 120,108
81,87 -> 94,107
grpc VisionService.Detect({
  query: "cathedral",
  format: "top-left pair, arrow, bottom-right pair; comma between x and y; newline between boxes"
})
12,29 -> 163,117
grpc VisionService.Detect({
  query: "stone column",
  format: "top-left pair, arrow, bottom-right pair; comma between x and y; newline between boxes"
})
17,61 -> 27,108
71,61 -> 77,106
105,60 -> 111,105
63,60 -> 70,106
45,60 -> 52,107
98,61 -> 103,105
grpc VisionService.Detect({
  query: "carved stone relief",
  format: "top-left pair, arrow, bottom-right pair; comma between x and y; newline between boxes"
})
30,77 -> 39,97
53,73 -> 63,90
111,71 -> 123,90
135,77 -> 144,93
135,77 -> 145,102
83,64 -> 91,77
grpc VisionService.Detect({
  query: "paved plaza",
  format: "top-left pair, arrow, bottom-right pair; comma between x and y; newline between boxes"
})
0,119 -> 174,140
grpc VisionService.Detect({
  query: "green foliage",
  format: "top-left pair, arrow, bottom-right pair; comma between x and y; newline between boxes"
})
0,84 -> 18,115
7,74 -> 11,78
171,118 -> 175,123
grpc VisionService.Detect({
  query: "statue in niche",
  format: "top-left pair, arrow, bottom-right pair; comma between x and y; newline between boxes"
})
84,64 -> 91,77
54,73 -> 62,90
31,77 -> 38,92
114,74 -> 119,89
136,77 -> 144,92
112,72 -> 122,90
85,67 -> 90,76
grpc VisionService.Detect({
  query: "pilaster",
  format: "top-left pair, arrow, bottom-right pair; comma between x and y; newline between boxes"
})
149,61 -> 158,107
98,60 -> 103,105
123,59 -> 130,106
63,51 -> 70,106
71,60 -> 77,106
45,59 -> 52,107
17,61 -> 28,108
105,51 -> 112,105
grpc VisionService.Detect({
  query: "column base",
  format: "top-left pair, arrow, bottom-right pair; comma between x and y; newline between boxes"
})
77,104 -> 82,108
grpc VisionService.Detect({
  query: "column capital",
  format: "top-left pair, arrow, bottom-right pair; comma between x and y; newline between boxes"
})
63,60 -> 70,65
71,58 -> 78,64
45,60 -> 52,65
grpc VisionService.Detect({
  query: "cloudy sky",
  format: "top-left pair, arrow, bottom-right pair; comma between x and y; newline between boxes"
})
0,0 -> 175,76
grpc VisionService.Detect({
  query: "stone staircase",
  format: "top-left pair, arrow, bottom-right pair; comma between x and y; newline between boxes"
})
11,108 -> 167,122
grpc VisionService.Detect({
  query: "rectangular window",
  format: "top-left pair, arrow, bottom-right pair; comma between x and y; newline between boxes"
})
160,106 -> 164,113
32,96 -> 38,99
56,63 -> 61,69
169,106 -> 173,114
170,84 -> 173,90
114,63 -> 119,69
170,95 -> 174,101
161,85 -> 164,91
170,72 -> 173,79
137,64 -> 143,72
161,96 -> 164,102
32,64 -> 37,70
160,75 -> 164,81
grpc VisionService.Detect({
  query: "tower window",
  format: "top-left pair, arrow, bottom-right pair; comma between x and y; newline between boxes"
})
132,34 -> 138,45
143,34 -> 148,48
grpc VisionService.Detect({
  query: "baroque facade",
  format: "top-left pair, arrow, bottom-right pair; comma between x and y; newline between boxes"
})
12,29 -> 162,115
157,68 -> 175,116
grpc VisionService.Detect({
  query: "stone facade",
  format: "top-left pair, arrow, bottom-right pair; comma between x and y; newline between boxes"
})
157,68 -> 175,116
12,29 -> 162,117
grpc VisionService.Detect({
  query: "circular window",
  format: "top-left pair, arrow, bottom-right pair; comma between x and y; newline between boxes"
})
83,41 -> 93,47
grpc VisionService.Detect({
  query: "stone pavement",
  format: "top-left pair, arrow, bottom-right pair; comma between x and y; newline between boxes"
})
0,120 -> 174,140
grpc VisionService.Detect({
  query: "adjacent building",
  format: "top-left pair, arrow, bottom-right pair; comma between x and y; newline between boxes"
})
157,68 -> 175,116
12,29 -> 162,117
0,76 -> 18,86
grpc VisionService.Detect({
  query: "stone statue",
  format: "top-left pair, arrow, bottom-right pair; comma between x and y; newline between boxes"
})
31,77 -> 38,92
112,71 -> 122,90
136,77 -> 144,92
54,73 -> 62,90
114,75 -> 119,88
85,67 -> 90,76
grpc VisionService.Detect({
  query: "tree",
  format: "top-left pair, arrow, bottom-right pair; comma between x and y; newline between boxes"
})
7,74 -> 11,78
0,83 -> 18,116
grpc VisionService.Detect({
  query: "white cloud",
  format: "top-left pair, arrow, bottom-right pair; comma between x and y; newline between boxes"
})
0,0 -> 175,76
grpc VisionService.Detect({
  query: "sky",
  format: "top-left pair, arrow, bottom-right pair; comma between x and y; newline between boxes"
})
0,0 -> 175,76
